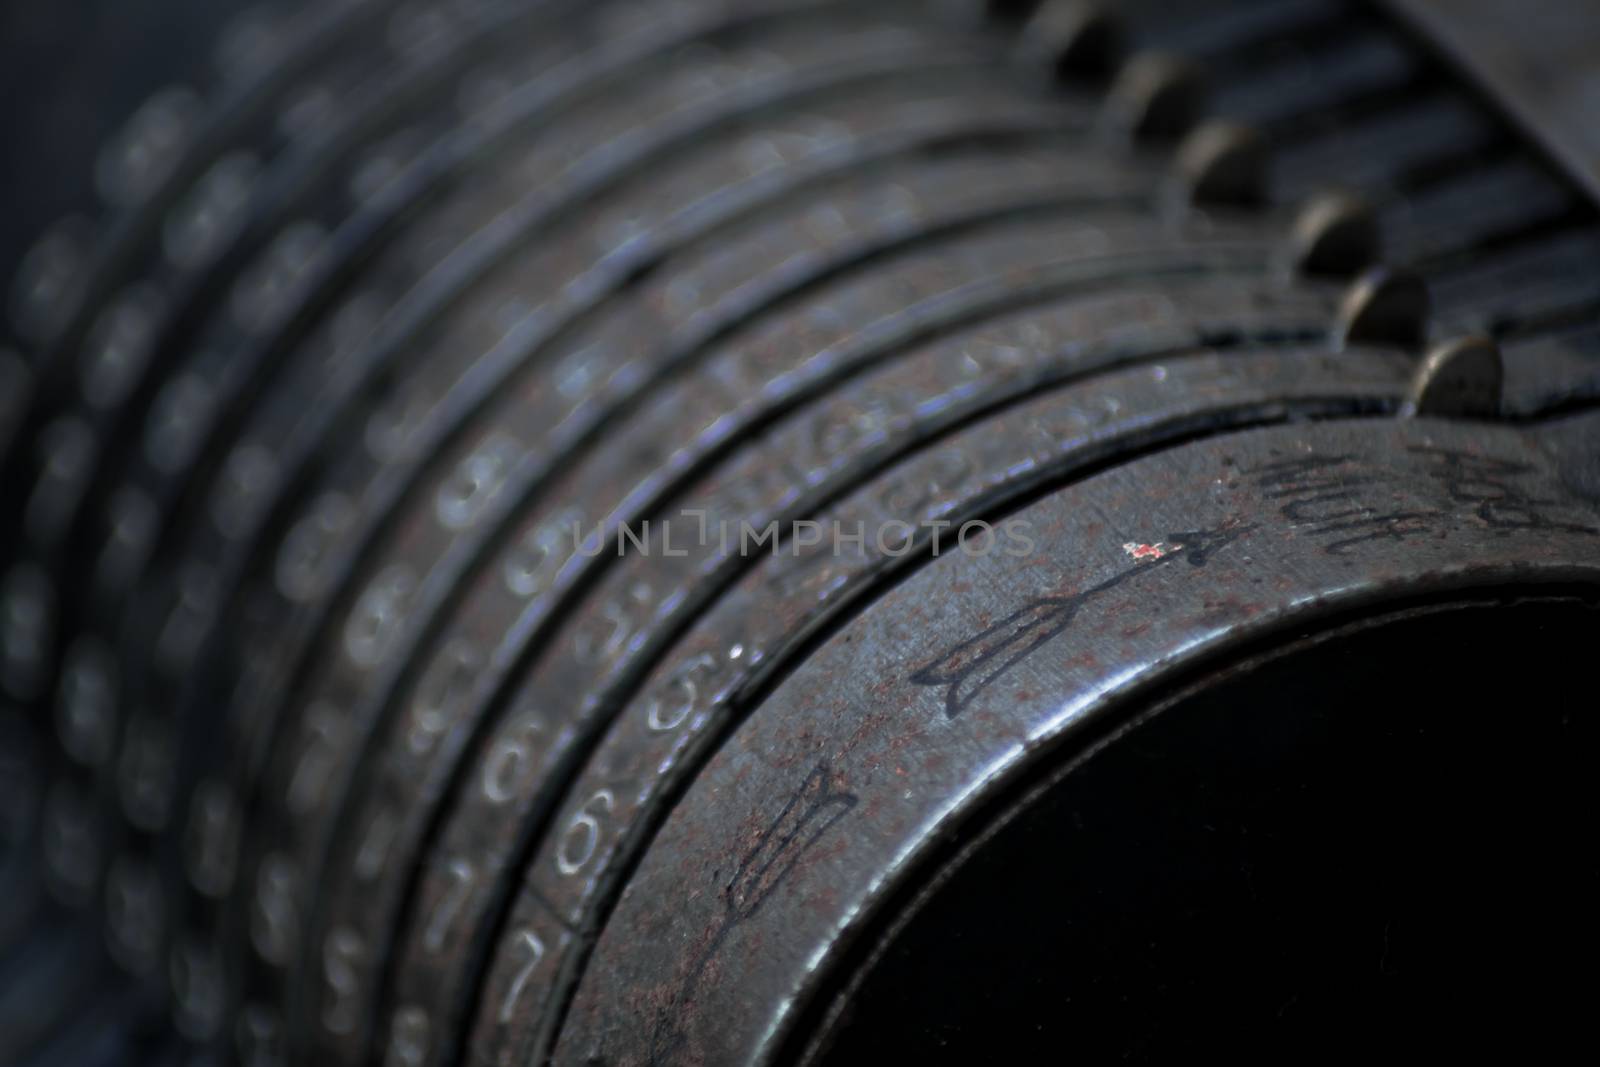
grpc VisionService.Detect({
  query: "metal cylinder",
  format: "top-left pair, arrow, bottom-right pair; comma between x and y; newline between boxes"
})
2,1 -> 1598,1064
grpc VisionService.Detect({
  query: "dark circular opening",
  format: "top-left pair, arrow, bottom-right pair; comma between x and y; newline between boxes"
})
813,596 -> 1599,1063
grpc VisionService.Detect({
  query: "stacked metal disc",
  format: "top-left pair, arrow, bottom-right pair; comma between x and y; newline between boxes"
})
3,0 -> 1598,1064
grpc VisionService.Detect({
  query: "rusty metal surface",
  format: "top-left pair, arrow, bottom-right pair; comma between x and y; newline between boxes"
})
555,413 -> 1600,1066
480,340 -> 1412,1067
199,13 -> 1032,1060
172,0 -> 1011,979
267,102 -> 1100,1067
370,222 -> 1278,1066
3,1 -> 1600,1065
298,166 -> 1173,1062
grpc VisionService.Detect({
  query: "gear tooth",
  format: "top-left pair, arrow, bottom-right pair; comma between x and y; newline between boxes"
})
1103,51 -> 1207,142
1013,0 -> 1124,83
1336,266 -> 1431,351
1290,191 -> 1382,278
1175,120 -> 1269,207
1405,336 -> 1503,418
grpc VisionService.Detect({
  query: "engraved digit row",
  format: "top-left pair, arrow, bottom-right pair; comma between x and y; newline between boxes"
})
243,171 -> 1145,1062
47,0 -> 667,1004
178,2 -> 1587,1062
0,2 -> 485,964
443,291 -> 1388,1067
112,0 -> 950,671
329,221 -> 1274,1065
208,22 -> 1014,863
142,0 -> 1000,909
59,0 -> 638,1012
50,0 -> 584,612
288,7 -> 1437,1054
4,0 -> 584,780
261,136 -> 1107,1056
437,5 -> 1600,1067
0,0 -> 672,1050
162,6 -> 1056,1062
149,0 -> 998,914
3,0 -> 1598,1065
0,3 -> 403,911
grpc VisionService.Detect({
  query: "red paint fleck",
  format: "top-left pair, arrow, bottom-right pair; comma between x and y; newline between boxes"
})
1122,540 -> 1180,561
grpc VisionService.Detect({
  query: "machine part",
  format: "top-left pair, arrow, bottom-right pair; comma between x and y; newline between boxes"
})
2,2 -> 1598,1065
554,415 -> 1600,1066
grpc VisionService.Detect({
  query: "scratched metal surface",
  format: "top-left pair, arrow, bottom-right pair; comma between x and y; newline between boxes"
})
556,415 -> 1600,1066
2,0 -> 1600,1065
493,339 -> 1408,1066
162,12 -> 1024,1053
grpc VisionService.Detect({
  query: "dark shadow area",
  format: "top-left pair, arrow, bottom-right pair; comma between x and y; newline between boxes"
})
818,596 -> 1599,1063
